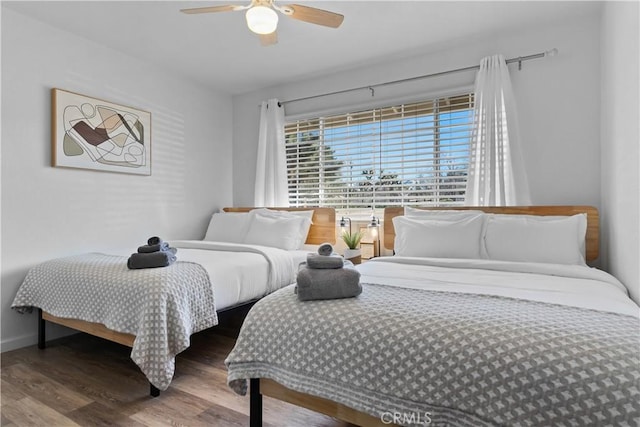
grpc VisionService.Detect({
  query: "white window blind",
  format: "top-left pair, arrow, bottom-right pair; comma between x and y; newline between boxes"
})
285,94 -> 473,215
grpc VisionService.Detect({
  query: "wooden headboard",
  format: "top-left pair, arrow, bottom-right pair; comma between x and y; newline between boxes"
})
384,206 -> 599,261
223,207 -> 336,245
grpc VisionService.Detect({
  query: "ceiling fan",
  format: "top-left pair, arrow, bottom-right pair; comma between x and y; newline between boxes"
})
181,0 -> 344,46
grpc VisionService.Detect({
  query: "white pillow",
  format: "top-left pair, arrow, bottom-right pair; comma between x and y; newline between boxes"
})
203,212 -> 253,243
483,214 -> 587,265
250,209 -> 314,248
244,212 -> 312,250
393,215 -> 485,259
251,208 -> 314,225
404,206 -> 484,220
288,211 -> 314,246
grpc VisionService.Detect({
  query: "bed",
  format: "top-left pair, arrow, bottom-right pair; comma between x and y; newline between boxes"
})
11,206 -> 335,396
225,206 -> 640,426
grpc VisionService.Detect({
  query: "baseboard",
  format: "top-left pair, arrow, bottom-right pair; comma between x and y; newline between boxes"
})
1,332 -> 38,352
1,324 -> 77,353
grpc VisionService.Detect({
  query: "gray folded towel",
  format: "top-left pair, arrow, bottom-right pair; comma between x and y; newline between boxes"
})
296,262 -> 361,301
127,251 -> 176,269
137,242 -> 172,253
147,236 -> 162,245
317,242 -> 334,256
306,253 -> 344,269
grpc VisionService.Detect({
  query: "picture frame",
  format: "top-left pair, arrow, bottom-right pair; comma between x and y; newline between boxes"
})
51,88 -> 151,175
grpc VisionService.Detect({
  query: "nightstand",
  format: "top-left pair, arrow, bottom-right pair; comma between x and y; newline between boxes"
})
346,255 -> 362,265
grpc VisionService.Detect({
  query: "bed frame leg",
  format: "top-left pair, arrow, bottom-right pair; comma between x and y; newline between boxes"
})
150,383 -> 160,397
38,309 -> 46,349
249,378 -> 262,427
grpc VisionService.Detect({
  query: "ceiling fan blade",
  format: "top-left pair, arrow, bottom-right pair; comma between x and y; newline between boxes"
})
259,31 -> 278,46
281,4 -> 344,28
180,5 -> 246,14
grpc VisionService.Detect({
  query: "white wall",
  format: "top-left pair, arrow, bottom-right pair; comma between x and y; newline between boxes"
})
600,2 -> 640,304
232,12 -> 602,212
1,8 -> 234,350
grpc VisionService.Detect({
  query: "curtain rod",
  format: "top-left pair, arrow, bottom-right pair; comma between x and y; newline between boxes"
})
277,48 -> 558,107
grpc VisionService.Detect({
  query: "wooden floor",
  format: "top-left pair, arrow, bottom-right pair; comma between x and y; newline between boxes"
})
1,311 -> 355,427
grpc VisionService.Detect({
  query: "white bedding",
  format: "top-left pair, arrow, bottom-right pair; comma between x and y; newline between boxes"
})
169,240 -> 302,310
12,242 -> 302,390
360,257 -> 640,317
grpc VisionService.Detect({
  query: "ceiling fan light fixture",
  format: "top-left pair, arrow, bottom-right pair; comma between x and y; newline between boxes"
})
246,6 -> 278,35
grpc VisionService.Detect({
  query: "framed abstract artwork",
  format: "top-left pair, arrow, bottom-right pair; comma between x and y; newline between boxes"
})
51,88 -> 151,175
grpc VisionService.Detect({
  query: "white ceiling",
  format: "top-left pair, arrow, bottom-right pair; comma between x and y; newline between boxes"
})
4,1 -> 600,95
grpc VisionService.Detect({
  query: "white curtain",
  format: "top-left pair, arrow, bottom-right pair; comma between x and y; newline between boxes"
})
465,54 -> 531,206
254,99 -> 288,207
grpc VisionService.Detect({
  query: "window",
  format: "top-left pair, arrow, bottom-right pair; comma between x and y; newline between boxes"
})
285,93 -> 473,215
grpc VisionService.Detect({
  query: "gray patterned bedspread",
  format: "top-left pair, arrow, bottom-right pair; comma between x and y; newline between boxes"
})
226,284 -> 640,426
12,253 -> 217,390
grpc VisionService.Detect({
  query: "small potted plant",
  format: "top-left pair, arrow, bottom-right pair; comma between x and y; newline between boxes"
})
341,230 -> 363,264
